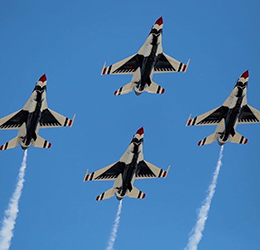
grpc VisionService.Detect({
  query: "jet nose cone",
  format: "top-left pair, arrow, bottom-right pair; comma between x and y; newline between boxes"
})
155,16 -> 163,26
39,74 -> 47,82
241,70 -> 249,79
136,127 -> 144,136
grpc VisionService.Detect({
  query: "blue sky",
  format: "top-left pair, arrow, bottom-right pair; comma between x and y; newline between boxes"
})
0,0 -> 260,249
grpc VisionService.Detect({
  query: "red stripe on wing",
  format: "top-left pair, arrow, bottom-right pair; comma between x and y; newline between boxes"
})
102,67 -> 107,75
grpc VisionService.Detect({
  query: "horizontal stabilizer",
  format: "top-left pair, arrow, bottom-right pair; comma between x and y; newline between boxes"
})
229,131 -> 248,144
96,187 -> 115,201
128,186 -> 146,199
198,132 -> 217,146
114,82 -> 134,96
32,135 -> 51,148
0,136 -> 19,150
146,81 -> 165,94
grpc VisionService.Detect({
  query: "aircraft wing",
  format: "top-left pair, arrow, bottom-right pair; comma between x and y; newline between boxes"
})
39,108 -> 75,128
84,161 -> 125,181
101,54 -> 143,75
154,53 -> 189,73
135,160 -> 170,179
0,94 -> 32,130
186,106 -> 229,126
238,105 -> 260,124
0,110 -> 28,130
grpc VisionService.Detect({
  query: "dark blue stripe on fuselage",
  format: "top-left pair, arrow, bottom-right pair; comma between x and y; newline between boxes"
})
120,143 -> 141,196
222,95 -> 244,141
25,91 -> 43,146
138,35 -> 159,90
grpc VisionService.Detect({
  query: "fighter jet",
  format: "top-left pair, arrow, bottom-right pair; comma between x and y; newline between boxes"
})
101,17 -> 190,96
84,127 -> 170,200
186,70 -> 260,146
0,74 -> 75,150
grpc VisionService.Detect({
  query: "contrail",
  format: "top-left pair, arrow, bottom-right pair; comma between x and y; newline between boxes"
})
106,200 -> 123,250
185,146 -> 224,250
0,150 -> 28,250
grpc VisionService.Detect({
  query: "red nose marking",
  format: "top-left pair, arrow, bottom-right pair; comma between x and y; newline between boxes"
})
241,70 -> 249,79
155,16 -> 163,26
136,127 -> 144,135
39,74 -> 47,82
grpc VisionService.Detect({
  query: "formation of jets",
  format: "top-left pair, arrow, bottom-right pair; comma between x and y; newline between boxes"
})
1,17 -> 260,201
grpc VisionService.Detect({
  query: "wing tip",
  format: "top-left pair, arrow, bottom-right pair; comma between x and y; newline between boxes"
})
83,169 -> 89,181
69,114 -> 76,127
183,59 -> 190,72
186,114 -> 192,126
101,62 -> 107,75
165,165 -> 170,177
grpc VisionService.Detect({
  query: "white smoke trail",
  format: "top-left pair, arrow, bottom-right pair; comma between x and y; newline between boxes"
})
106,200 -> 123,250
185,146 -> 224,250
0,150 -> 28,250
